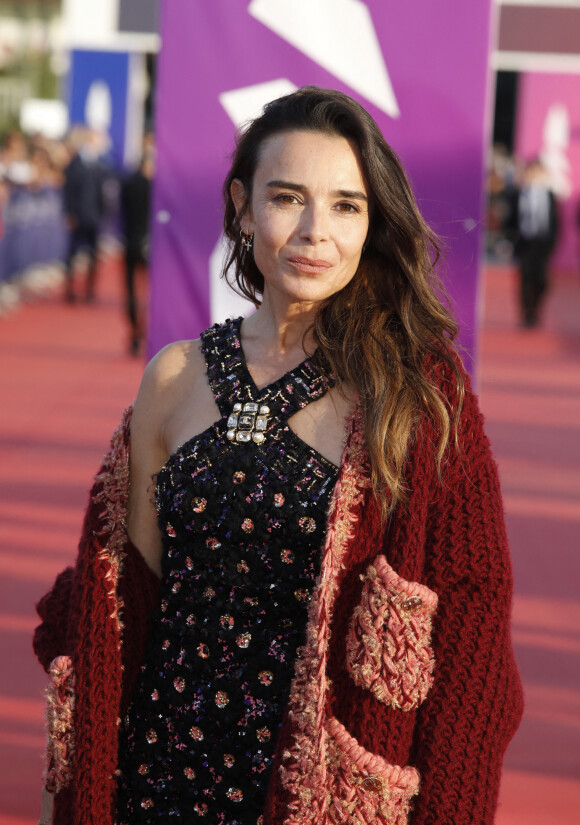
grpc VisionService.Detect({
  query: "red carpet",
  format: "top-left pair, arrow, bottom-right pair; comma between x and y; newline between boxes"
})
0,258 -> 578,823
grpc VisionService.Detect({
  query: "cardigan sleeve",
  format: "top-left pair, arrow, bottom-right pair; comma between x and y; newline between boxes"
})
409,381 -> 523,825
33,566 -> 75,672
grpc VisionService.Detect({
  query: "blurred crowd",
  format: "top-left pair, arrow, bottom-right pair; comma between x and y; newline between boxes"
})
0,127 -> 153,353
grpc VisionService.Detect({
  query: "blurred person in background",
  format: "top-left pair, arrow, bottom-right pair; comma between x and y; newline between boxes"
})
513,158 -> 559,328
120,143 -> 154,356
62,126 -> 107,303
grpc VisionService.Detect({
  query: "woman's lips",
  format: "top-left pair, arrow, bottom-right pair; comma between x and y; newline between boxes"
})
287,256 -> 333,273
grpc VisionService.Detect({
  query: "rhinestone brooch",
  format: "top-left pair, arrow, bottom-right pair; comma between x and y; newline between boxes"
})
226,402 -> 271,444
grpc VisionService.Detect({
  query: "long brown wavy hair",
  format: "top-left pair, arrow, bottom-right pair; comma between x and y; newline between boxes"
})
223,87 -> 464,518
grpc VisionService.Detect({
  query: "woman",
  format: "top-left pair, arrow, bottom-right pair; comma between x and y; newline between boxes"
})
34,87 -> 523,825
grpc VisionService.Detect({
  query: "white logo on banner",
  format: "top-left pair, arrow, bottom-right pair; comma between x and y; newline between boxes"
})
248,0 -> 400,118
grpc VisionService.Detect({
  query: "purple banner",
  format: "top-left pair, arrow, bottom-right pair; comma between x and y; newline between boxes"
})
150,0 -> 493,373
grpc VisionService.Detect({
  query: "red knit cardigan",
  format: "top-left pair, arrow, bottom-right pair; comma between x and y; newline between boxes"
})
33,363 -> 523,825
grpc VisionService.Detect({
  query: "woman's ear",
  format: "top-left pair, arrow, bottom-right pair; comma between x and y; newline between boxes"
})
231,179 -> 253,233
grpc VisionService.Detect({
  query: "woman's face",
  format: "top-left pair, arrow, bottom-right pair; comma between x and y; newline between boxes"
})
233,129 -> 370,310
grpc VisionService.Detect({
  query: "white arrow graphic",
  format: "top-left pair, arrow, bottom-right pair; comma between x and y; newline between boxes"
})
248,0 -> 400,119
219,78 -> 297,130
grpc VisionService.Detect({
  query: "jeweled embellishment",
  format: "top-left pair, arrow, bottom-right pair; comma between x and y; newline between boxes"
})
299,516 -> 316,533
241,518 -> 254,533
162,639 -> 170,649
141,798 -> 154,809
203,586 -> 216,599
256,726 -> 271,742
197,642 -> 210,658
294,588 -> 310,602
146,729 -> 157,744
220,614 -> 234,629
232,470 -> 245,484
186,613 -> 196,626
223,753 -> 235,767
185,556 -> 194,570
402,596 -> 423,613
184,767 -> 196,780
226,401 -> 271,444
215,690 -> 229,708
258,670 -> 274,685
192,496 -> 207,513
193,802 -> 207,815
280,548 -> 294,564
226,787 -> 244,802
236,632 -> 251,648
189,726 -> 204,741
172,581 -> 181,593
151,689 -> 159,701
166,523 -> 176,537
237,560 -> 249,573
273,493 -> 285,507
174,676 -> 186,693
138,763 -> 149,775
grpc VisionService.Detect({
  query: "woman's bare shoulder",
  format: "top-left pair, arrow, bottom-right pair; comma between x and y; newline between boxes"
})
134,339 -> 204,416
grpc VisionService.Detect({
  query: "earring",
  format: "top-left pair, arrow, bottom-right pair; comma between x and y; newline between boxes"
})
240,230 -> 254,251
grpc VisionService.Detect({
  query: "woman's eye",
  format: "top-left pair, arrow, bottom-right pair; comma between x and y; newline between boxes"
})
274,193 -> 299,204
336,202 -> 359,213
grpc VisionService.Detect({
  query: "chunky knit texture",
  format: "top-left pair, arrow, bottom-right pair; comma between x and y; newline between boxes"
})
33,362 -> 523,825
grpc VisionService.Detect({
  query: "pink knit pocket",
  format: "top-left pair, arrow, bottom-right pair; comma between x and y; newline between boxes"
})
325,715 -> 419,824
45,655 -> 75,793
346,555 -> 438,710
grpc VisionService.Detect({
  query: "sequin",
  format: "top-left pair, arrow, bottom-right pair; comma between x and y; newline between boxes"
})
237,560 -> 249,573
186,614 -> 196,626
223,753 -> 235,767
189,726 -> 204,741
280,548 -> 294,564
174,676 -> 186,693
241,518 -> 254,533
172,581 -> 181,593
203,586 -> 215,599
146,729 -> 157,744
162,639 -> 170,649
184,767 -> 196,780
206,537 -> 221,550
197,643 -> 209,659
258,670 -> 274,686
215,691 -> 229,708
138,763 -> 149,775
166,523 -> 176,537
299,516 -> 316,533
294,588 -> 310,602
220,614 -> 234,629
236,632 -> 251,648
226,787 -> 244,802
233,471 -> 245,484
141,798 -> 154,809
185,556 -> 194,570
151,689 -> 159,701
256,727 -> 271,742
274,493 -> 285,507
193,802 -> 207,815
192,497 -> 207,513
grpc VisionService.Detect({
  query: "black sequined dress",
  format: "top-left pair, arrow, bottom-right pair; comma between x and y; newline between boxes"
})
116,318 -> 339,824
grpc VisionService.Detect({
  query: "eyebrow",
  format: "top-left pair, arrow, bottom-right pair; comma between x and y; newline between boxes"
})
266,179 -> 368,202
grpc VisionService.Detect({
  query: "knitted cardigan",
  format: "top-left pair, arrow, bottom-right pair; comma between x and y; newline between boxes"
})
33,363 -> 523,825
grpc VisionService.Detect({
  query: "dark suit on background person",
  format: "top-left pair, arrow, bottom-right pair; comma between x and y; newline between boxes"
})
63,141 -> 106,302
513,161 -> 559,327
120,154 -> 153,354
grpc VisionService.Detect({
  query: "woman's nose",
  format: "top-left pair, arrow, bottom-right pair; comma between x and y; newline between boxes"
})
299,204 -> 329,243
